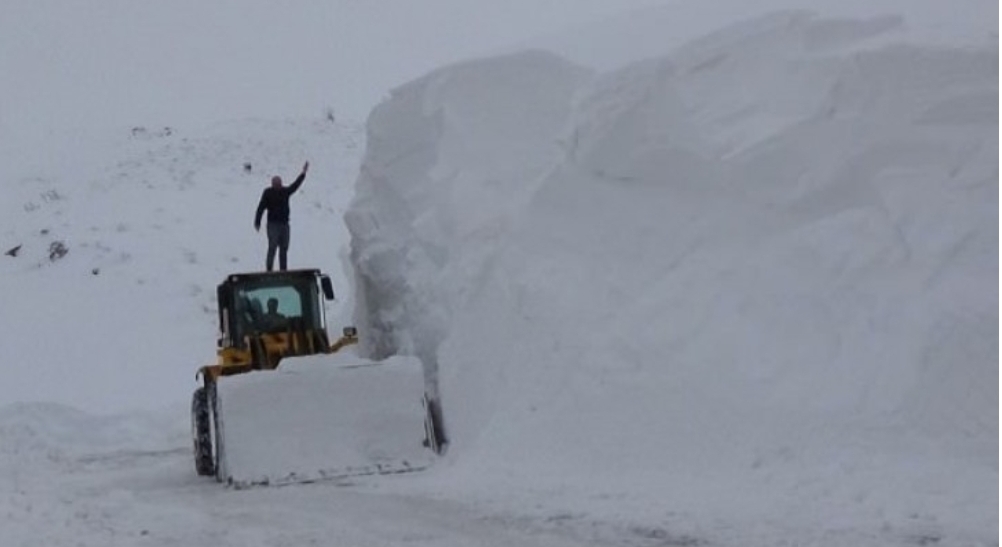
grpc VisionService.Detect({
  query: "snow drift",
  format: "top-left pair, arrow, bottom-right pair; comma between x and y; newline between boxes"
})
346,51 -> 590,381
347,10 -> 997,543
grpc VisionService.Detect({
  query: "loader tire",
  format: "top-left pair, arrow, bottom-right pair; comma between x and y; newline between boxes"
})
191,387 -> 215,476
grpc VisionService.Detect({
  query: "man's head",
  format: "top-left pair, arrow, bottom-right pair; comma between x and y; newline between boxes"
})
271,176 -> 282,188
267,298 -> 279,313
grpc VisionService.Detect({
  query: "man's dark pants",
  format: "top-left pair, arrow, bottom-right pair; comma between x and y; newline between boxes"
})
266,221 -> 291,271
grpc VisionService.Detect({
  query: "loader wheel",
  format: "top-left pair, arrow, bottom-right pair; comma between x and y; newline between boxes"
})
191,387 -> 215,476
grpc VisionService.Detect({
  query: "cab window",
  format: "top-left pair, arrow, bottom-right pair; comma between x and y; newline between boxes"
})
238,286 -> 303,332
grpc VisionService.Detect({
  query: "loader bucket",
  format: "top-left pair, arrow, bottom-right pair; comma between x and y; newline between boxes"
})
212,352 -> 435,487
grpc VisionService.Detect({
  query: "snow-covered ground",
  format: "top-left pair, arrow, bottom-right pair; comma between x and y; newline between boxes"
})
1,0 -> 997,546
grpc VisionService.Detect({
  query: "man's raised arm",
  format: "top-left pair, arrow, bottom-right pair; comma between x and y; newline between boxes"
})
288,161 -> 309,194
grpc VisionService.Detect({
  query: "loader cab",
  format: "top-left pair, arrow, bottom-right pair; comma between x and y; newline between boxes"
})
216,269 -> 334,350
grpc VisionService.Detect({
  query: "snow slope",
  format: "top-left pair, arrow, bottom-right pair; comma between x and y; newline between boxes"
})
347,8 -> 998,546
0,118 -> 363,413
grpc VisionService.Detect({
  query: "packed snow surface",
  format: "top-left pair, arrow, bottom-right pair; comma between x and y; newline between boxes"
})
0,0 -> 997,546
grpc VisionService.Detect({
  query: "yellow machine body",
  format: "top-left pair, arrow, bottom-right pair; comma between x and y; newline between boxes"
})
199,328 -> 358,383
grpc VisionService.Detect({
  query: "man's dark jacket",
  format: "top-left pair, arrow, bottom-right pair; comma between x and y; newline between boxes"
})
255,173 -> 305,226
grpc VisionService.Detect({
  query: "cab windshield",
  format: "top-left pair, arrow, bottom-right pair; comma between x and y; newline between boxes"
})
232,277 -> 323,337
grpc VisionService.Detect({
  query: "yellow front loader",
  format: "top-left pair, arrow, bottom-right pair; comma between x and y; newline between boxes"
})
191,269 -> 444,486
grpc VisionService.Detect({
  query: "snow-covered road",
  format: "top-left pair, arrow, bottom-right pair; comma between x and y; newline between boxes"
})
5,440 -> 620,547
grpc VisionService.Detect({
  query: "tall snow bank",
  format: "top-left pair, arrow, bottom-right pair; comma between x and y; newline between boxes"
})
345,50 -> 589,384
347,11 -> 997,541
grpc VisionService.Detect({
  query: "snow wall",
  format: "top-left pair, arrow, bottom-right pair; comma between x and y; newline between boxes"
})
346,11 -> 997,537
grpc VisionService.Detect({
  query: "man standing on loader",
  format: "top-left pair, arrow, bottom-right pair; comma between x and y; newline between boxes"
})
254,161 -> 309,271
